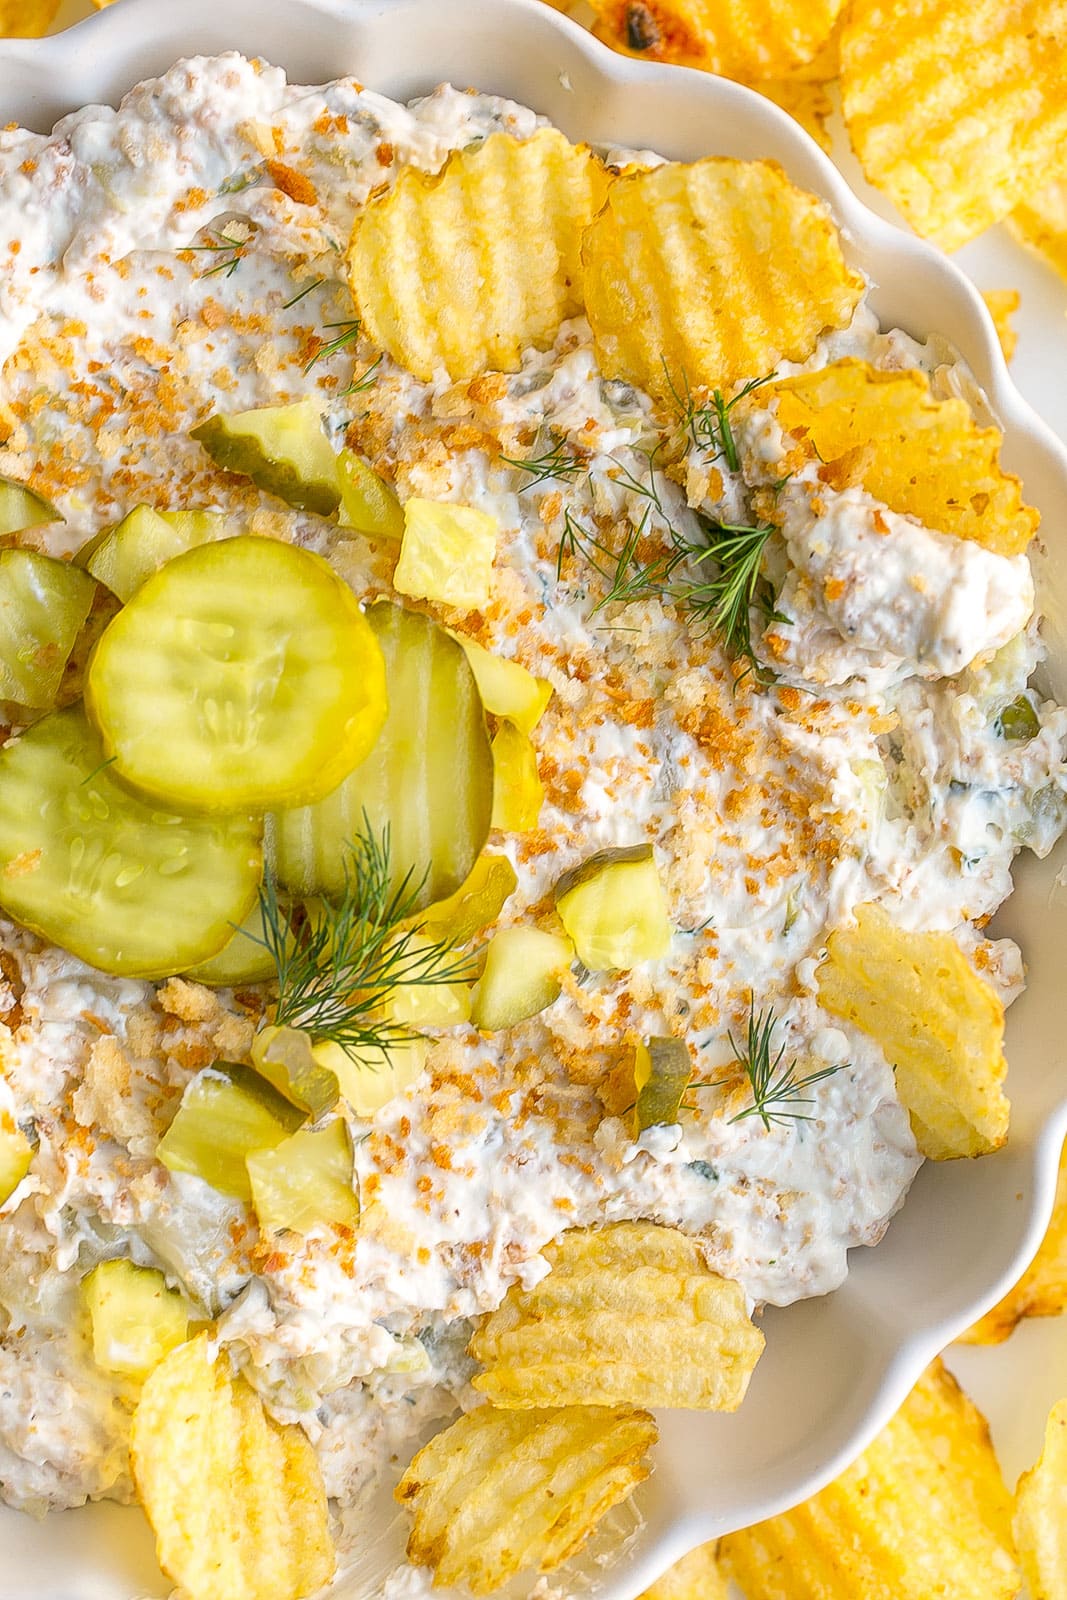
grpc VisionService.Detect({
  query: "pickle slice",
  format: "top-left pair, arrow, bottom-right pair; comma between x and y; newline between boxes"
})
191,399 -> 341,516
81,1260 -> 189,1380
184,895 -> 278,988
490,720 -> 544,833
86,536 -> 388,813
0,550 -> 96,709
246,1118 -> 358,1233
338,449 -> 405,541
418,853 -> 518,947
633,1037 -> 692,1134
470,926 -> 572,1031
0,474 -> 62,536
156,1061 -> 306,1199
450,633 -> 552,734
80,505 -> 230,603
554,845 -> 672,971
0,707 -> 262,978
271,602 -> 493,906
250,1024 -> 341,1120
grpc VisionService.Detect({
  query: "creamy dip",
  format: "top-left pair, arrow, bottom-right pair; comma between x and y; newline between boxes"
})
0,50 -> 1063,1582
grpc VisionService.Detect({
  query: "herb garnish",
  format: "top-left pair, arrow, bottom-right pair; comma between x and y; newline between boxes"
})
500,436 -> 584,487
339,353 -> 383,398
282,277 -> 325,309
692,1003 -> 844,1129
254,821 -> 475,1059
665,365 -> 776,468
188,228 -> 250,280
304,318 -> 362,373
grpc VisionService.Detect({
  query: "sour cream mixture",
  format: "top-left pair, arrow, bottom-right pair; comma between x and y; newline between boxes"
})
0,52 -> 1064,1559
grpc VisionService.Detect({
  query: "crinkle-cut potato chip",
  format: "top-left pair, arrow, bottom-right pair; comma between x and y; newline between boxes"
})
816,903 -> 1009,1161
469,1220 -> 764,1410
581,158 -> 863,403
764,359 -> 1038,555
1008,177 -> 1067,284
347,128 -> 611,383
721,1359 -> 1020,1600
757,80 -> 833,153
982,289 -> 1021,363
586,0 -> 845,80
1015,1398 -> 1067,1600
130,1333 -> 335,1600
841,0 -> 1067,252
0,0 -> 59,34
638,1541 -> 730,1600
395,1402 -> 657,1594
961,1146 -> 1067,1344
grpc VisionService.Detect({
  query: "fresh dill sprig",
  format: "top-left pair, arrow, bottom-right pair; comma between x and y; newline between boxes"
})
693,1004 -> 845,1130
681,519 -> 783,663
304,318 -> 361,373
282,277 -> 325,309
663,364 -> 775,469
254,822 -> 476,1060
340,353 -> 383,398
500,436 -> 584,488
188,229 -> 250,280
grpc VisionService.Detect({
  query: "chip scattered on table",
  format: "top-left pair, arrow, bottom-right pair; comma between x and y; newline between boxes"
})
347,127 -> 611,381
841,0 -> 1067,252
721,1359 -> 1020,1600
586,0 -> 845,81
1008,177 -> 1067,285
1015,1398 -> 1067,1600
982,289 -> 1021,363
0,0 -> 59,34
638,1541 -> 730,1600
469,1220 -> 764,1409
581,157 -> 863,402
757,79 -> 833,153
130,1333 -> 335,1600
396,1402 -> 657,1594
962,1146 -> 1067,1344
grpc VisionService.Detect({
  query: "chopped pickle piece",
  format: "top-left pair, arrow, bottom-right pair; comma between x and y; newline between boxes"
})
418,853 -> 518,947
271,602 -> 493,906
0,473 -> 62,536
184,895 -> 277,987
471,926 -> 573,1031
86,535 -> 388,813
633,1038 -> 692,1134
82,1259 -> 189,1380
995,694 -> 1040,741
387,936 -> 473,1027
0,549 -> 96,709
338,448 -> 405,540
393,498 -> 498,612
250,1025 -> 341,1120
80,505 -> 230,602
450,632 -> 553,733
246,1118 -> 359,1233
0,707 -> 262,978
156,1062 -> 306,1199
191,398 -> 341,516
56,583 -> 122,710
554,845 -> 672,971
491,720 -> 544,832
0,1113 -> 31,1205
312,1034 -> 429,1119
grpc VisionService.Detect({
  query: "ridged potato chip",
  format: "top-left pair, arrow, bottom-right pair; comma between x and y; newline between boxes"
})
1015,1399 -> 1067,1600
765,360 -> 1038,555
757,80 -> 833,153
816,904 -> 1009,1160
130,1334 -> 335,1600
396,1402 -> 657,1594
469,1221 -> 764,1409
639,1541 -> 729,1600
581,158 -> 863,403
347,128 -> 610,382
0,0 -> 59,32
721,1360 -> 1020,1599
982,289 -> 1021,363
586,0 -> 845,80
961,1146 -> 1067,1344
1008,178 -> 1067,283
841,0 -> 1067,252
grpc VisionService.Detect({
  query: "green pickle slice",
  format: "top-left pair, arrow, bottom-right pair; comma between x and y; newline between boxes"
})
337,449 -> 405,540
184,894 -> 278,987
0,706 -> 262,978
0,550 -> 96,709
86,535 -> 387,813
191,398 -> 341,516
80,506 -> 231,602
156,1061 -> 306,1199
0,473 -> 62,536
270,602 -> 493,907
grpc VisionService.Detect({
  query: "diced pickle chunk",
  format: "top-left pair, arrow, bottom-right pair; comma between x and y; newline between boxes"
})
80,506 -> 231,602
393,498 -> 498,612
0,707 -> 262,978
554,845 -> 672,971
246,1118 -> 358,1233
82,1259 -> 189,1380
386,936 -> 473,1027
338,449 -> 405,540
156,1062 -> 306,1199
418,853 -> 518,947
450,633 -> 552,733
491,720 -> 544,832
633,1038 -> 692,1134
250,1025 -> 342,1120
0,549 -> 96,709
191,398 -> 341,516
86,535 -> 388,813
0,473 -> 62,536
312,1034 -> 429,1119
271,602 -> 493,906
471,926 -> 572,1031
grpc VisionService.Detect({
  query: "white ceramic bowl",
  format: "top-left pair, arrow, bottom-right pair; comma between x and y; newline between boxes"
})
3,2 -> 1067,1596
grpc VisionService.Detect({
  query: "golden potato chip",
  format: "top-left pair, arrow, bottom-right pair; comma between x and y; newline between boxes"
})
841,0 -> 1067,252
639,1541 -> 729,1600
764,359 -> 1038,555
130,1334 -> 334,1600
722,1359 -> 1020,1599
0,0 -> 60,34
816,904 -> 1009,1160
757,80 -> 833,153
961,1146 -> 1067,1344
982,289 -> 1021,363
1008,177 -> 1067,283
1015,1399 -> 1067,1600
396,1402 -> 657,1594
581,158 -> 863,404
586,0 -> 844,80
469,1220 -> 764,1410
347,128 -> 611,382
